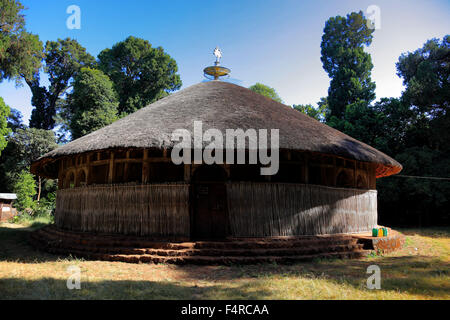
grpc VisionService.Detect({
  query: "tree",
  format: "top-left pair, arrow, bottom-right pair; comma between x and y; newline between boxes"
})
321,11 -> 376,120
248,83 -> 283,103
13,170 -> 36,212
6,107 -> 24,131
293,97 -> 328,122
65,67 -> 119,139
328,36 -> 450,227
0,97 -> 11,155
378,35 -> 450,227
0,0 -> 43,84
98,36 -> 182,115
0,128 -> 57,199
27,38 -> 96,130
396,36 -> 449,150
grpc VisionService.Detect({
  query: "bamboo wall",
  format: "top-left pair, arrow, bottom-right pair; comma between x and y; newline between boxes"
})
55,184 -> 190,238
226,182 -> 377,236
55,182 -> 377,238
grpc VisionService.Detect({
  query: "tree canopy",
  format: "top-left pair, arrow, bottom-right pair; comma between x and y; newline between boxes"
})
98,36 -> 182,115
320,11 -> 376,120
28,38 -> 96,130
248,83 -> 283,103
293,98 -> 328,122
65,67 -> 119,139
0,0 -> 43,84
0,97 -> 11,155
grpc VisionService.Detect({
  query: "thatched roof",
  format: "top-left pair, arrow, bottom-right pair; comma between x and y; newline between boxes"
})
32,81 -> 401,178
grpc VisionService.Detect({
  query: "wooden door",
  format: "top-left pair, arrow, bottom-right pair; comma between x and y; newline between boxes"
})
192,165 -> 229,240
194,182 -> 228,239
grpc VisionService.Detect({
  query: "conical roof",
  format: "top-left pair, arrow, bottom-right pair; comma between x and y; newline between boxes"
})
32,81 -> 401,178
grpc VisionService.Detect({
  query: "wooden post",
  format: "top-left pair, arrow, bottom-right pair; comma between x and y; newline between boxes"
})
303,155 -> 309,183
58,159 -> 64,189
86,153 -> 91,185
142,149 -> 149,183
184,164 -> 191,182
124,151 -> 130,181
331,157 -> 337,187
108,151 -> 114,183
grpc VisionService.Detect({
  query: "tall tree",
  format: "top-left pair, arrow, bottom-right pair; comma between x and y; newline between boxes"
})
98,36 -> 182,115
321,11 -> 376,120
249,83 -> 283,103
27,38 -> 96,130
0,97 -> 11,155
65,67 -> 119,139
0,0 -> 43,84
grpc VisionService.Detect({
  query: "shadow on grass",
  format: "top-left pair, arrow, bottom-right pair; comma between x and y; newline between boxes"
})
168,255 -> 449,298
1,224 -> 448,299
0,224 -> 64,263
0,277 -> 271,300
396,227 -> 450,239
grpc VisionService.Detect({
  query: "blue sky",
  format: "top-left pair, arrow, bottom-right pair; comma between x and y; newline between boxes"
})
0,0 -> 449,123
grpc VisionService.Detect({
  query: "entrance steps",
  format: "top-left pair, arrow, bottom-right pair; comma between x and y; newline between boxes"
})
31,225 -> 371,265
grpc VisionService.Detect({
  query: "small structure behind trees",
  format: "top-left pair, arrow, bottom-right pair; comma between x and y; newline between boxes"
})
0,193 -> 17,222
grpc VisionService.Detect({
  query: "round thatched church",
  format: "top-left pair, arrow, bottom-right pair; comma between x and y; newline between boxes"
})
31,81 -> 402,246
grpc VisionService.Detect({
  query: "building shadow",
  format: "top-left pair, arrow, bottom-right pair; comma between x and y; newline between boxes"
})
0,224 -> 63,263
0,277 -> 272,300
396,227 -> 450,239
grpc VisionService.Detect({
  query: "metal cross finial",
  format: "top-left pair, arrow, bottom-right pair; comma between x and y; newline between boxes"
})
213,46 -> 222,64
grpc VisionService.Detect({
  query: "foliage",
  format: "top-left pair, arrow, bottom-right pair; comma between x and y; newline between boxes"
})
0,97 -> 11,155
293,98 -> 328,122
98,36 -> 182,115
6,107 -> 24,131
376,36 -> 450,227
5,127 -> 57,168
0,0 -> 43,84
12,170 -> 36,211
320,11 -> 376,119
0,127 -> 57,193
248,83 -> 283,103
64,67 -> 119,139
320,35 -> 450,227
317,8 -> 449,227
28,38 -> 96,130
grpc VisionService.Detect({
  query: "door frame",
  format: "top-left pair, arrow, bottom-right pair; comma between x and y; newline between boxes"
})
190,165 -> 229,240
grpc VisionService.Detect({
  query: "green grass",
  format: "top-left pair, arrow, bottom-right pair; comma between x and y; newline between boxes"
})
9,212 -> 54,228
0,222 -> 448,300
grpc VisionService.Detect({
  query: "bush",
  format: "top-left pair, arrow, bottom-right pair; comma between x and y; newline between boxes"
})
13,170 -> 37,212
11,201 -> 54,226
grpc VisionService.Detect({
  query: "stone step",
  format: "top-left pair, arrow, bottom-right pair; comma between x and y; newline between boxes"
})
36,244 -> 369,265
30,226 -> 371,265
31,233 -> 364,257
35,226 -> 359,250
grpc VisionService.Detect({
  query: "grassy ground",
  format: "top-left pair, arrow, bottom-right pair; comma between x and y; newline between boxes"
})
0,222 -> 448,300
